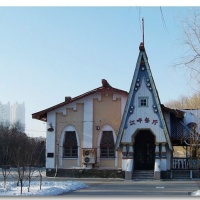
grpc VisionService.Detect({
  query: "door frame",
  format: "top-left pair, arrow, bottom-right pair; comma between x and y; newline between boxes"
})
133,129 -> 155,170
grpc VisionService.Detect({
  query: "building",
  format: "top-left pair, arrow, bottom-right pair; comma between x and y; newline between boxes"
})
0,102 -> 10,124
0,101 -> 25,126
32,42 -> 200,180
10,102 -> 25,125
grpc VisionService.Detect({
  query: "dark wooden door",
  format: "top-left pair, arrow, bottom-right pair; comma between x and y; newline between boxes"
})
134,131 -> 155,170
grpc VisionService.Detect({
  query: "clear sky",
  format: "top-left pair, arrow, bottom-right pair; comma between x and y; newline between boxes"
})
0,5 -> 199,137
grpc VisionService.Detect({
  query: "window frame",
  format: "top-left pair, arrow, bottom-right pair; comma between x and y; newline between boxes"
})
100,131 -> 115,158
138,96 -> 149,107
63,131 -> 78,158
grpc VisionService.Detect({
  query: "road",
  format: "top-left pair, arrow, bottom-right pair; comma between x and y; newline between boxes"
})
61,179 -> 200,197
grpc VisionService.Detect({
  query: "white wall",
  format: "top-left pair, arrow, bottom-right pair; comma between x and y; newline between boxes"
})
46,111 -> 56,168
122,79 -> 167,144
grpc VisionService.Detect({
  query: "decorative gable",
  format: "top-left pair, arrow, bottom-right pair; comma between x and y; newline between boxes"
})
116,43 -> 172,150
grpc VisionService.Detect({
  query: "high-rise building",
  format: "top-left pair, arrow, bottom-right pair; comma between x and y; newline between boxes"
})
0,101 -> 25,126
0,102 -> 10,124
10,102 -> 25,125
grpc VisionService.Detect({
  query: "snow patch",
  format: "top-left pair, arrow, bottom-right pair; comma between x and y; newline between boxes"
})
0,181 -> 88,196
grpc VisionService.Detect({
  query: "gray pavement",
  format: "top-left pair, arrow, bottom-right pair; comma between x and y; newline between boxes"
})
59,178 -> 200,197
1,169 -> 200,197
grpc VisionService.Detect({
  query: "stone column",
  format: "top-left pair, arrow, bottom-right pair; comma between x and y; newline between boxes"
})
122,145 -> 127,159
161,143 -> 167,158
160,143 -> 167,171
122,144 -> 134,180
154,143 -> 161,180
122,145 -> 127,171
128,145 -> 134,171
128,145 -> 134,158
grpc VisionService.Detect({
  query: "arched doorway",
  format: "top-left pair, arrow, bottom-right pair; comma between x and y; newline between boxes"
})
134,130 -> 155,170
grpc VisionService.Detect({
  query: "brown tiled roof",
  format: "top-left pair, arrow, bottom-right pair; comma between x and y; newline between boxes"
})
32,79 -> 128,122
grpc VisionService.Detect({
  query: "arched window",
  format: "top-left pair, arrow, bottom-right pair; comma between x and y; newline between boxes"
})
63,131 -> 78,158
100,131 -> 115,158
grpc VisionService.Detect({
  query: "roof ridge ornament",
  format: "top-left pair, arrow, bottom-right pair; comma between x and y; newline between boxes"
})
139,18 -> 145,51
102,79 -> 111,88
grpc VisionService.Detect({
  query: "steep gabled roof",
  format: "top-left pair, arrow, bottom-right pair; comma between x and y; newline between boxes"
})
32,79 -> 128,122
115,43 -> 173,150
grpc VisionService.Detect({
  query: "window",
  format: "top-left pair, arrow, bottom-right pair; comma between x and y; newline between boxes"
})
63,131 -> 78,158
139,97 -> 148,107
47,153 -> 54,158
100,131 -> 115,158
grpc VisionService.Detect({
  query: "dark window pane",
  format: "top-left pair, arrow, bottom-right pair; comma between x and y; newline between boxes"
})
63,131 -> 78,158
47,153 -> 54,158
100,131 -> 115,158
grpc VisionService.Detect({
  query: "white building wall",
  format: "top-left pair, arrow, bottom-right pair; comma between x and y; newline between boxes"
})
182,109 -> 200,134
74,94 -> 101,148
46,111 -> 56,168
122,79 -> 166,143
183,110 -> 197,125
82,97 -> 93,148
46,103 -> 75,169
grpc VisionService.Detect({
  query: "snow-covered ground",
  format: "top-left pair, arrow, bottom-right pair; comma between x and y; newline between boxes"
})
0,168 -> 88,196
0,180 -> 88,196
192,190 -> 200,196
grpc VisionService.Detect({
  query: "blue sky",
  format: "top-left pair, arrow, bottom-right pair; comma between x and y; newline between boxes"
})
0,6 -> 198,137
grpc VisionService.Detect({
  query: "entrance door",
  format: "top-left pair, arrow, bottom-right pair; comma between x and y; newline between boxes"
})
134,131 -> 155,170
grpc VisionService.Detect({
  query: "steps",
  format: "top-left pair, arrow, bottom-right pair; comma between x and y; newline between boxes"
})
132,170 -> 192,180
132,170 -> 154,180
171,170 -> 191,179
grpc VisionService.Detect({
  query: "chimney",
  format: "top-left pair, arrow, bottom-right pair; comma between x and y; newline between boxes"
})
65,96 -> 71,102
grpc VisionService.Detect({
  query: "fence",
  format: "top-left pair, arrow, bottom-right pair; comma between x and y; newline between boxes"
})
172,158 -> 200,169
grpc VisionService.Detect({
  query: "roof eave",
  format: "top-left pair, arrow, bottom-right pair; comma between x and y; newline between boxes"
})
32,84 -> 128,122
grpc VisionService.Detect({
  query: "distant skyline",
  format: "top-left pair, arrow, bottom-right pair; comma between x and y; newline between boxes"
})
0,6 -> 199,137
0,101 -> 25,127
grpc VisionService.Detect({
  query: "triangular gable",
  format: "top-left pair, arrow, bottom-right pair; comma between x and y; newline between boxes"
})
32,79 -> 128,122
115,43 -> 172,150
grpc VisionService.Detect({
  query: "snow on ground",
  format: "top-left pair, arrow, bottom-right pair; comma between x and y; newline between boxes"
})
192,190 -> 200,196
0,180 -> 88,196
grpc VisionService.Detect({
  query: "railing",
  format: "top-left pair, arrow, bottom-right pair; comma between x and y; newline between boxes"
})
172,158 -> 200,169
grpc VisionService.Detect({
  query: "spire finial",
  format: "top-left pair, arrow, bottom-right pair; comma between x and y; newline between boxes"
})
139,18 -> 145,51
142,18 -> 144,46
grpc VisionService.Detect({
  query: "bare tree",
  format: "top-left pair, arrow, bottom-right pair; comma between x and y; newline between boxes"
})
0,122 -> 14,188
1,165 -> 10,189
165,92 -> 200,109
0,121 -> 45,194
176,8 -> 200,92
11,133 -> 30,194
